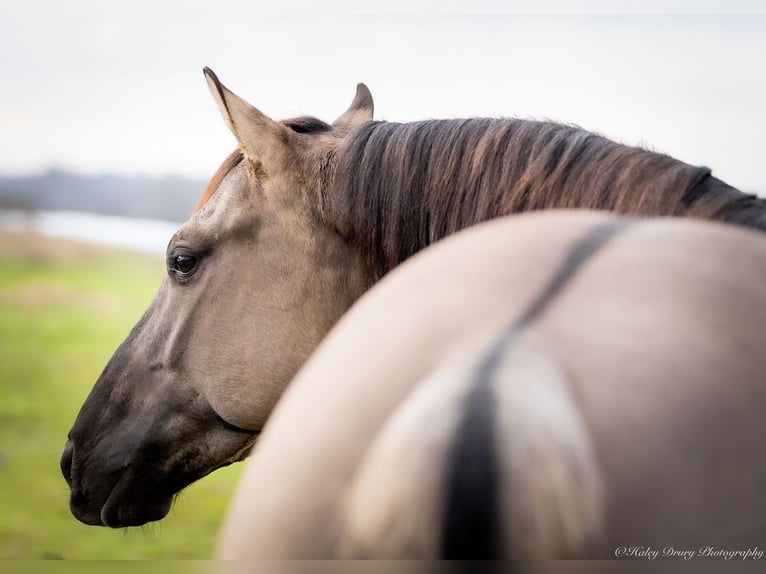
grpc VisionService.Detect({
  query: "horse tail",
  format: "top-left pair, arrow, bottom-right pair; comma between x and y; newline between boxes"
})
443,340 -> 606,559
336,337 -> 606,559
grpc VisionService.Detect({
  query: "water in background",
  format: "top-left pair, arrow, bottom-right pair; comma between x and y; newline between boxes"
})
0,210 -> 179,256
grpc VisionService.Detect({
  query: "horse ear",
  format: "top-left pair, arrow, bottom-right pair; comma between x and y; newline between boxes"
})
203,67 -> 296,171
333,83 -> 374,130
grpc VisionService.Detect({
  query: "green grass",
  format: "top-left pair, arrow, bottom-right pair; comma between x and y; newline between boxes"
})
0,232 -> 244,559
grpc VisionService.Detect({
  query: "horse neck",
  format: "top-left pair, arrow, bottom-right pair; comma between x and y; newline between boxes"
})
325,118 -> 758,278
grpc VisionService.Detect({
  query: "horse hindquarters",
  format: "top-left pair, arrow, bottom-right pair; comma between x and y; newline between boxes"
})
337,338 -> 605,559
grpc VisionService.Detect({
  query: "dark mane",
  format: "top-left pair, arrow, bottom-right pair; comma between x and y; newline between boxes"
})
329,118 -> 765,275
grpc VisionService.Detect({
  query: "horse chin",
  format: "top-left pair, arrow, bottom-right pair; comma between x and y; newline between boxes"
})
98,480 -> 173,528
100,497 -> 173,528
78,467 -> 174,528
70,505 -> 106,527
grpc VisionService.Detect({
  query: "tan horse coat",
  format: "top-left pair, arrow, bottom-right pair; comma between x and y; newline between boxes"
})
62,70 -> 766,529
217,211 -> 766,559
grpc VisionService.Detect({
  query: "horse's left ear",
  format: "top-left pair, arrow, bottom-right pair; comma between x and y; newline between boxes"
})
204,67 -> 296,172
333,83 -> 374,130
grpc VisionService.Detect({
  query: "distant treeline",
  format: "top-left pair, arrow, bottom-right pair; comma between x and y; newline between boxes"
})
0,169 -> 207,223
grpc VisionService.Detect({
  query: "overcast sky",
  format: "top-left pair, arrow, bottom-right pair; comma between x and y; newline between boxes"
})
1,1 -> 764,195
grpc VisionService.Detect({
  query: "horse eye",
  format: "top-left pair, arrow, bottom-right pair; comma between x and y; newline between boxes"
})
172,254 -> 198,276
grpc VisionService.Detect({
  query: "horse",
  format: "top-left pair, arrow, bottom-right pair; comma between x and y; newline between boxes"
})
61,68 -> 766,528
216,211 -> 766,559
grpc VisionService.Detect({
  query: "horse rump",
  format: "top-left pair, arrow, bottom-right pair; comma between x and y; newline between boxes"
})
336,338 -> 605,559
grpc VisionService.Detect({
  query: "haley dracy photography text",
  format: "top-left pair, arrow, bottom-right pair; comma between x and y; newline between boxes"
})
614,546 -> 764,560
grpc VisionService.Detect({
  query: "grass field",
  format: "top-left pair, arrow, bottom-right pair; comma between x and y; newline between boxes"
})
0,230 -> 245,559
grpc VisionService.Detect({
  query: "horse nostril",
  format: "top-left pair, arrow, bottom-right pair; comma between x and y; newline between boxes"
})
61,440 -> 74,486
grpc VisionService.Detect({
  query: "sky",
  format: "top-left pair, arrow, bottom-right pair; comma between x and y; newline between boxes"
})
1,1 -> 764,195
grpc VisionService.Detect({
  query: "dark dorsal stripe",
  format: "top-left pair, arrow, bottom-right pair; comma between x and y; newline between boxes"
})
440,220 -> 630,559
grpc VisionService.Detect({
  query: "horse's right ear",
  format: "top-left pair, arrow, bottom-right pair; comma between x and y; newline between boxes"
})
333,83 -> 374,130
203,67 -> 296,172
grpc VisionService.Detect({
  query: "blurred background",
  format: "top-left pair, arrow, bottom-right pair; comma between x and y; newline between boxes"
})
1,0 -> 764,559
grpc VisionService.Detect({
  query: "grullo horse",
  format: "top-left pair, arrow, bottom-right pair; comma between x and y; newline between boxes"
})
62,69 -> 766,529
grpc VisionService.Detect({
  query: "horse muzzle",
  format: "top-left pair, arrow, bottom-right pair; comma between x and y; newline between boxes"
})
60,437 -> 174,527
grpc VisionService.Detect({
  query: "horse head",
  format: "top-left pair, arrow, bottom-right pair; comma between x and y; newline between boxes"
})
61,69 -> 372,527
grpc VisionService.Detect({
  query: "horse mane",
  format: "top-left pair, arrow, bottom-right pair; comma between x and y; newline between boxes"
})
329,118 -> 764,275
